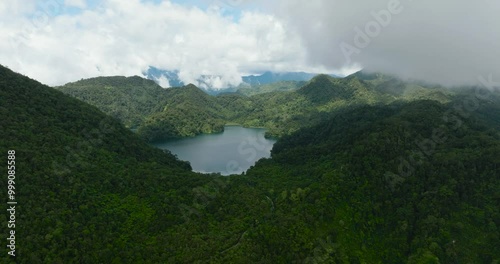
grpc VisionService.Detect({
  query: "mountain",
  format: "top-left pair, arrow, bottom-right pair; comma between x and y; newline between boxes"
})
0,64 -> 217,263
235,80 -> 306,96
239,100 -> 499,263
143,67 -> 184,87
297,74 -> 375,103
143,66 -> 338,92
242,71 -> 339,86
56,76 -> 168,128
56,72 -> 455,141
137,84 -> 228,142
241,71 -> 312,85
2,64 -> 499,262
351,71 -> 453,100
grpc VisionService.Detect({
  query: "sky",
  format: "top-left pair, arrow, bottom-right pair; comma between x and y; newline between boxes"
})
1,0 -> 499,88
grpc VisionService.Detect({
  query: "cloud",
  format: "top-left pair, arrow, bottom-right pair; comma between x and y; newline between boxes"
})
274,0 -> 500,86
65,0 -> 87,9
4,0 -> 489,88
1,0 -> 317,88
155,74 -> 171,88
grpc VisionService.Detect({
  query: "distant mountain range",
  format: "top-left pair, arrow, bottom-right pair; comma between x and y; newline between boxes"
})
143,67 -> 184,87
56,72 -> 454,141
242,71 -> 339,85
143,66 -> 340,92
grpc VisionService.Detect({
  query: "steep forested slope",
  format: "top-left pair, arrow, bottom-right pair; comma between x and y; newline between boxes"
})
138,84 -> 229,141
166,99 -> 499,263
56,76 -> 168,128
0,65 -> 219,263
235,80 -> 305,96
56,73 -> 454,142
1,65 -> 498,263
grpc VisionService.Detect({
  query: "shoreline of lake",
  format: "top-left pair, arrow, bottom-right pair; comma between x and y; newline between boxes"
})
152,126 -> 277,175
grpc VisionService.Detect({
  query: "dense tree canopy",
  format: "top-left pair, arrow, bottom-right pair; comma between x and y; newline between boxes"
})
57,73 -> 452,141
2,65 -> 498,263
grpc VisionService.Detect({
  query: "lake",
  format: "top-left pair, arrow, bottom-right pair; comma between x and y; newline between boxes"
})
153,126 -> 277,175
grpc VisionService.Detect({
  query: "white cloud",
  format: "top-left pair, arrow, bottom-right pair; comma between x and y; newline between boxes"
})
1,0 -> 320,88
6,0 -> 490,88
65,0 -> 87,9
155,74 -> 171,88
274,0 -> 500,86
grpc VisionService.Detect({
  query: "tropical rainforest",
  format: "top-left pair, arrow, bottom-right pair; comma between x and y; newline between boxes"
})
57,72 -> 452,141
1,64 -> 499,263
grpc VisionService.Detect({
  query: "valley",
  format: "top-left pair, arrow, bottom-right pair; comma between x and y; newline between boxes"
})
1,65 -> 498,263
3,1 -> 498,263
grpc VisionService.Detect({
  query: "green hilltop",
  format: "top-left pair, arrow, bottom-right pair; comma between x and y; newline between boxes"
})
56,72 -> 452,141
235,80 -> 306,96
55,76 -> 168,128
0,65 -> 216,263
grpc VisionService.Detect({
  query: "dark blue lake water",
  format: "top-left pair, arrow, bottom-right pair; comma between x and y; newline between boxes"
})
153,126 -> 277,175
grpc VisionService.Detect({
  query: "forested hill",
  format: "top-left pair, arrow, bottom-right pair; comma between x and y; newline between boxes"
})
184,99 -> 499,263
1,65 -> 499,262
0,65 -> 218,263
241,99 -> 500,263
132,99 -> 500,263
57,73 -> 453,142
56,76 -> 168,128
235,80 -> 305,96
138,84 -> 229,141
